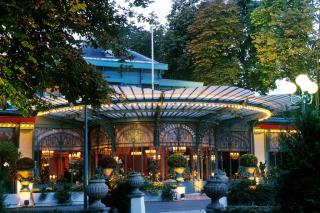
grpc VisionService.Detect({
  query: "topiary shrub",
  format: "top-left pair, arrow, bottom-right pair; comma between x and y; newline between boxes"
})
16,157 -> 35,170
54,180 -> 71,204
239,154 -> 257,167
161,184 -> 175,202
168,154 -> 187,168
98,156 -> 117,168
102,178 -> 130,213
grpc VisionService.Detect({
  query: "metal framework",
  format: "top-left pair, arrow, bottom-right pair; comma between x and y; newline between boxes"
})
38,86 -> 295,124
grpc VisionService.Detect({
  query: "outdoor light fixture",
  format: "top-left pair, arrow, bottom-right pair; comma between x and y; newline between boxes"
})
145,149 -> 156,156
130,151 -> 142,156
193,154 -> 198,160
172,146 -> 186,153
210,154 -> 215,161
283,74 -> 319,112
152,154 -> 161,160
230,152 -> 240,160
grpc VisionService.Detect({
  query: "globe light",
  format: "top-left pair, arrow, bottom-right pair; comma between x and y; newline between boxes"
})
307,81 -> 318,94
285,81 -> 297,94
295,74 -> 311,92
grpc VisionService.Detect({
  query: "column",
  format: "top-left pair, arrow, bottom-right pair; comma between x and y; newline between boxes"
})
19,124 -> 34,158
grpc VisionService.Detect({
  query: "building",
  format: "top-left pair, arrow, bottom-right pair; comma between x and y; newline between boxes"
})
0,48 -> 294,189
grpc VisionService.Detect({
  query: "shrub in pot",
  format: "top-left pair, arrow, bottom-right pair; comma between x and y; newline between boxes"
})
168,154 -> 187,183
98,156 -> 117,178
16,157 -> 35,192
239,154 -> 258,180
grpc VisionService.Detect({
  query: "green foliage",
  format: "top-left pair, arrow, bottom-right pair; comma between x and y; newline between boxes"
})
120,25 -> 167,63
228,179 -> 276,206
239,154 -> 258,167
168,154 -> 187,168
54,181 -> 71,204
0,181 -> 7,213
0,141 -> 19,193
16,157 -> 34,170
141,180 -> 163,195
251,0 -> 315,82
98,156 -> 117,168
92,167 -> 106,180
0,0 -> 150,115
276,109 -> 320,212
161,184 -> 175,202
188,0 -> 243,86
0,141 -> 19,169
162,0 -> 200,80
102,178 -> 130,213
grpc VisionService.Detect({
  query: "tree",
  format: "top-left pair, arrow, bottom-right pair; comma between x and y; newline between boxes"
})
0,0 -> 150,115
188,0 -> 243,85
120,25 -> 167,63
163,0 -> 200,80
251,0 -> 315,83
277,109 -> 320,212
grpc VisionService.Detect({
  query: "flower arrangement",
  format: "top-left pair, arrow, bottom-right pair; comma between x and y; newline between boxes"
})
98,156 -> 117,168
239,154 -> 258,167
168,154 -> 187,168
16,157 -> 35,170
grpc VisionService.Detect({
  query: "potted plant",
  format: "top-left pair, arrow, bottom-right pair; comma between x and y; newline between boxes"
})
16,157 -> 35,192
239,154 -> 258,180
87,168 -> 108,210
168,154 -> 187,183
98,156 -> 117,178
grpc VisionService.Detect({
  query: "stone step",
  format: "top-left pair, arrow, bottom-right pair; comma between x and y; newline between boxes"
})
162,210 -> 206,213
183,193 -> 210,201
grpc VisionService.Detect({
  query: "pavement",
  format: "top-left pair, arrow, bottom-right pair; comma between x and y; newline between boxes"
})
8,200 -> 209,213
145,200 -> 207,213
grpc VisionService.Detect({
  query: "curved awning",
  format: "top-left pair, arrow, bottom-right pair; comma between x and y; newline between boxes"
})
37,86 -> 295,123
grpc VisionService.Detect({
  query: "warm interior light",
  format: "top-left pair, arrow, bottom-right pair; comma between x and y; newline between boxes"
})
295,74 -> 311,91
230,152 -> 240,160
307,81 -> 318,94
210,155 -> 216,161
131,151 -> 142,156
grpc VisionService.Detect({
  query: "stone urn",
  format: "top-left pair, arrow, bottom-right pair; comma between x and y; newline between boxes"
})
174,167 -> 185,183
127,172 -> 145,197
16,157 -> 35,192
87,179 -> 108,209
204,171 -> 228,213
17,169 -> 34,192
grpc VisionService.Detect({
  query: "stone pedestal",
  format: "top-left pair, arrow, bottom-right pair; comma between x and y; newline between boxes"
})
127,172 -> 146,213
173,185 -> 185,200
130,196 -> 146,213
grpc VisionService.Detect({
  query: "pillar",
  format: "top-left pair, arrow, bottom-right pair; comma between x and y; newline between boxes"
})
253,131 -> 266,165
19,124 -> 34,158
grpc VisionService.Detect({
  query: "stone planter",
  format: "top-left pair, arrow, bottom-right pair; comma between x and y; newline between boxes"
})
203,172 -> 228,213
127,172 -> 145,197
87,179 -> 108,209
17,169 -> 33,192
174,167 -> 185,183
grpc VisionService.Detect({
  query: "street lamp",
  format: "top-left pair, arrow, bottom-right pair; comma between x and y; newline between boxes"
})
284,74 -> 318,112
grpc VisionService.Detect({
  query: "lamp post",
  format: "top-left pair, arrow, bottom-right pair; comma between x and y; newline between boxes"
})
283,74 -> 318,112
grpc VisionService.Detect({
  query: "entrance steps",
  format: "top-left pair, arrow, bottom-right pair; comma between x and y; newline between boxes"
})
183,193 -> 209,201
